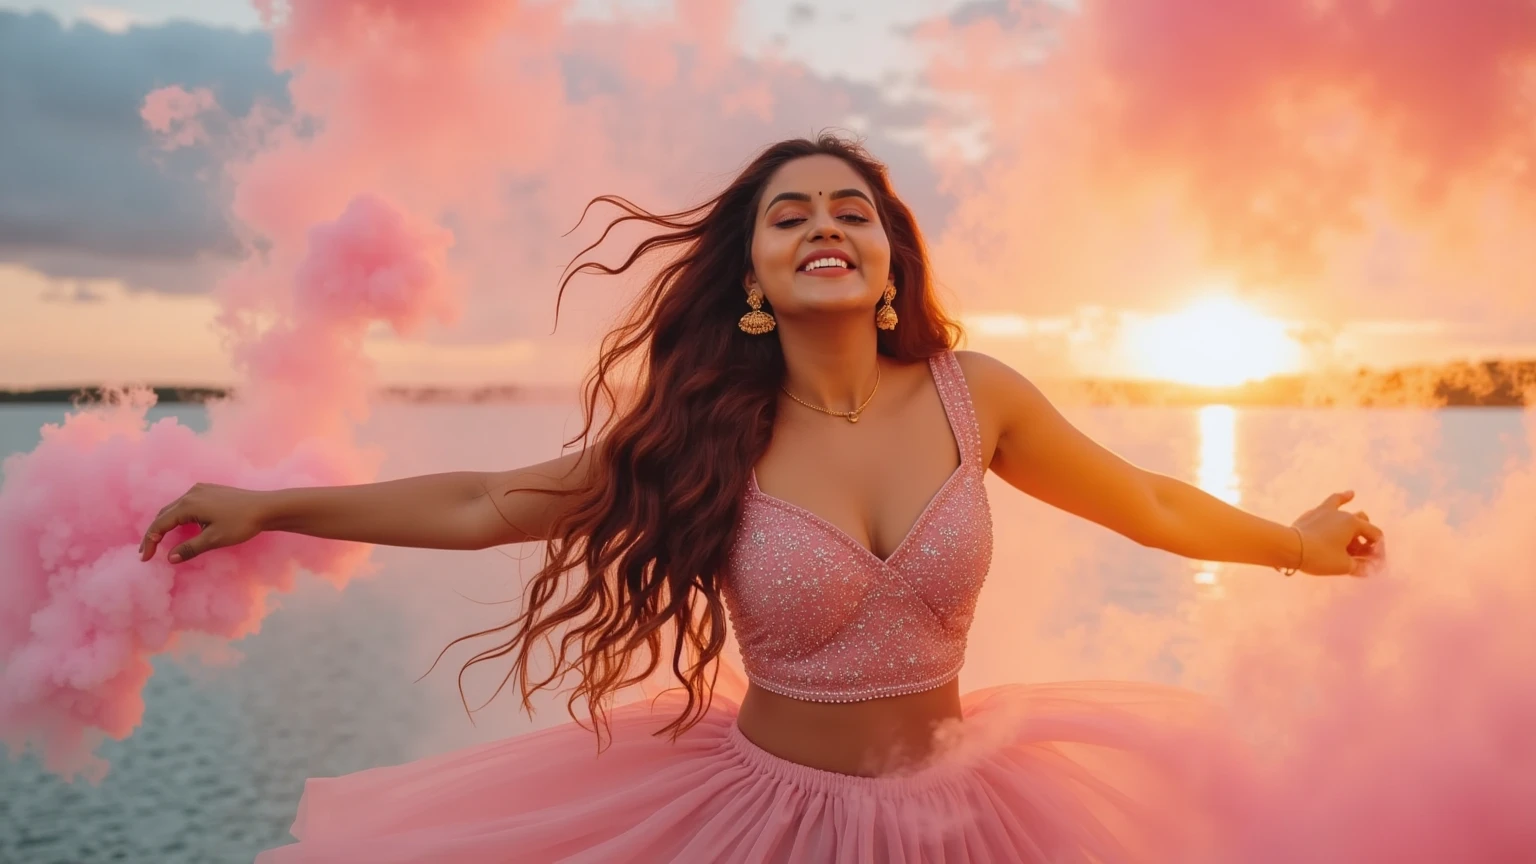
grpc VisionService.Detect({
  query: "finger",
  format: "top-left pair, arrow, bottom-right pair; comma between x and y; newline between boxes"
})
169,529 -> 217,564
141,508 -> 184,560
141,501 -> 176,559
143,508 -> 202,561
1322,490 -> 1355,509
1354,518 -> 1385,543
1354,510 -> 1370,522
140,511 -> 175,560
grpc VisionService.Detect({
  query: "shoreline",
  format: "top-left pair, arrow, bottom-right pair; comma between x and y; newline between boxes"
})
3,362 -> 1531,410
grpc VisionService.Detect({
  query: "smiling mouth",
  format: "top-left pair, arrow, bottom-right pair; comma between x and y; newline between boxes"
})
798,258 -> 857,274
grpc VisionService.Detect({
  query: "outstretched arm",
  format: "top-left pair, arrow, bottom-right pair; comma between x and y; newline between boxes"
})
957,351 -> 1382,576
139,448 -> 597,564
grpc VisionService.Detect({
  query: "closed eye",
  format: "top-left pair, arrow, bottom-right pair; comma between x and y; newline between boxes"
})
773,214 -> 871,228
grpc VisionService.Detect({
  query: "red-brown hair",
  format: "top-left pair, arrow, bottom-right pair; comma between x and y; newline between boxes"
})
448,133 -> 961,748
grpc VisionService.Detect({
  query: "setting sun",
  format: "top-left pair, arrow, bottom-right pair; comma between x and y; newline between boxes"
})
1124,296 -> 1301,387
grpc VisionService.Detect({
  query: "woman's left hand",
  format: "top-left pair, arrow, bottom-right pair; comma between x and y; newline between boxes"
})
1292,490 -> 1385,576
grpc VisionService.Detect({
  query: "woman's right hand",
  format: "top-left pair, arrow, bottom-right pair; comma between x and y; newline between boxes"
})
139,482 -> 269,564
1290,490 -> 1384,576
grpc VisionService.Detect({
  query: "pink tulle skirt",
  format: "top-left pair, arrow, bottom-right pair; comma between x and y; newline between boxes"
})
255,668 -> 1225,863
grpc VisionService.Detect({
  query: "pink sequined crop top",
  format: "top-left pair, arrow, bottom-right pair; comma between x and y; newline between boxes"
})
722,350 -> 994,703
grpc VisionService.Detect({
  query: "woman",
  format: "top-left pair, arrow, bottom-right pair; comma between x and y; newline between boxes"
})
140,135 -> 1382,862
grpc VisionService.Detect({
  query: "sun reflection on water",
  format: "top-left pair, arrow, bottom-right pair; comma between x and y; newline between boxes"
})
1193,405 -> 1239,591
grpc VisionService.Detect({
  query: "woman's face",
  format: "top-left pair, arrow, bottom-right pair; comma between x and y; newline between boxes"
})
747,154 -> 892,322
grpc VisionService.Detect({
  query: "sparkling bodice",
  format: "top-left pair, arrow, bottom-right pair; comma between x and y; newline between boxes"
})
721,351 -> 994,703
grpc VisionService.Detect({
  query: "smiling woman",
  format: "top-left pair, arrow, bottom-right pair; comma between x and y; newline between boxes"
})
143,133 -> 1382,864
1123,295 -> 1303,387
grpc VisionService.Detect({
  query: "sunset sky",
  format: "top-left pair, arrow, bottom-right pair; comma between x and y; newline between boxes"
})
2,0 -> 1533,389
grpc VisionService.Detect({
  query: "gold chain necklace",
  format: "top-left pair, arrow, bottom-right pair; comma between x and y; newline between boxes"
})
781,365 -> 881,424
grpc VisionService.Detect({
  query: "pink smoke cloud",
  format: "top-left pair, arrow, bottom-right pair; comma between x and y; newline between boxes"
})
292,195 -> 459,336
0,189 -> 457,778
921,0 -> 1536,326
1,0 -> 481,776
228,0 -> 904,355
0,389 -> 373,780
140,85 -> 218,150
1185,415 -> 1536,862
960,402 -> 1536,860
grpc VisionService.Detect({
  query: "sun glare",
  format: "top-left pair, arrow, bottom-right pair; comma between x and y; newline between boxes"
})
1124,296 -> 1300,387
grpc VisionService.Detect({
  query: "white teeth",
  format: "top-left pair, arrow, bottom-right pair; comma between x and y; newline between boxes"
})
802,257 -> 851,271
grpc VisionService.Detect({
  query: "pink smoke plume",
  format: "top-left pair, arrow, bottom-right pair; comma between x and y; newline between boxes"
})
0,2 -> 467,779
0,390 -> 373,781
140,85 -> 218,150
0,188 -> 457,779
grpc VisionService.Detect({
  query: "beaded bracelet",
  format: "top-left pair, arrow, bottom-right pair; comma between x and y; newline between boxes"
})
1275,525 -> 1303,577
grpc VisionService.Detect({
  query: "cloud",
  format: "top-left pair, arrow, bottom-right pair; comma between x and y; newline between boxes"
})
918,0 -> 1536,330
140,85 -> 219,150
0,10 -> 288,294
77,5 -> 138,33
39,280 -> 108,304
945,0 -> 1018,28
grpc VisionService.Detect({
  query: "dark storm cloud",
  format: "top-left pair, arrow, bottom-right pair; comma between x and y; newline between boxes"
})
0,10 -> 287,294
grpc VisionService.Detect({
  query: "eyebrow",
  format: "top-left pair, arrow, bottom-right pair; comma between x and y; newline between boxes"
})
764,188 -> 875,209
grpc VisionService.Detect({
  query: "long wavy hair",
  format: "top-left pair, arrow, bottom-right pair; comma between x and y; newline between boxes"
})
445,133 -> 962,748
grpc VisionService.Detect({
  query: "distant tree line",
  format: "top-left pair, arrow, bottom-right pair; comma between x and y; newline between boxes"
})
1058,359 -> 1535,407
0,386 -> 229,405
3,360 -> 1532,407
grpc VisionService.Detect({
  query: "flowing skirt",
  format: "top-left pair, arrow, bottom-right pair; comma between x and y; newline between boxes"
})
255,664 -> 1227,863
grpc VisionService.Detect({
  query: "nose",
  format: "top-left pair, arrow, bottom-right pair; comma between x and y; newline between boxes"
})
806,207 -> 844,242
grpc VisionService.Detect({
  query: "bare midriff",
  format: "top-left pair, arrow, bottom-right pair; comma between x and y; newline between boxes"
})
734,677 -> 963,777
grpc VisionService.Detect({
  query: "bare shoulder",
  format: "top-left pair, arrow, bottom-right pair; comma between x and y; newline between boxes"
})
950,350 -> 1048,463
952,349 -> 1017,385
951,350 -> 1042,406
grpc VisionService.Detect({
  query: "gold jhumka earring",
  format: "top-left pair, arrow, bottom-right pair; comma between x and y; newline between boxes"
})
875,285 -> 898,330
738,288 -> 776,334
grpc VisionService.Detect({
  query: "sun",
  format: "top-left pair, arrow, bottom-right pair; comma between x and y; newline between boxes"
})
1123,296 -> 1301,387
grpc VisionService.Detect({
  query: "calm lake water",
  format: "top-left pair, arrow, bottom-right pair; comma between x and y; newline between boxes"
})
0,401 -> 1529,863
